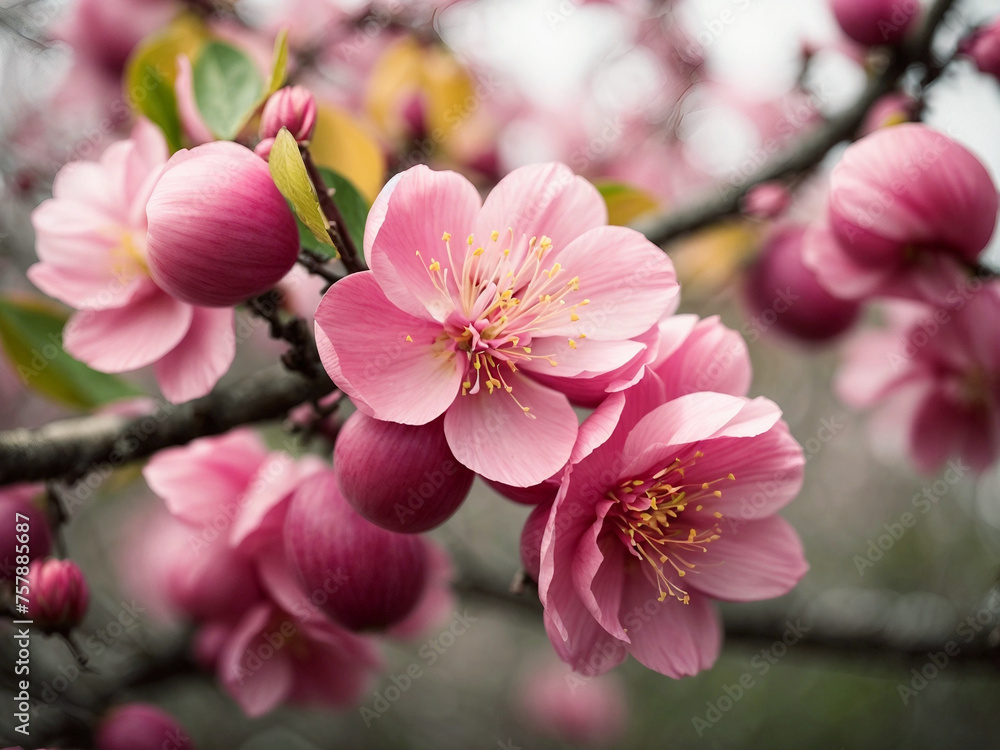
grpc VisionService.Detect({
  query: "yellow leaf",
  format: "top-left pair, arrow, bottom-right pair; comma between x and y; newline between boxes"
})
670,222 -> 761,294
266,28 -> 290,95
595,181 -> 662,227
269,128 -> 333,248
310,104 -> 386,204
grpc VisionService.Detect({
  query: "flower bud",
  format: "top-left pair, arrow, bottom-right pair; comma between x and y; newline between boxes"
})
742,182 -> 791,220
334,413 -> 473,533
145,141 -> 300,307
259,86 -> 318,144
0,485 -> 51,581
284,471 -> 430,631
861,92 -> 917,134
830,0 -> 918,46
744,227 -> 861,342
26,558 -> 88,633
96,704 -> 194,750
166,539 -> 262,622
961,21 -> 1000,80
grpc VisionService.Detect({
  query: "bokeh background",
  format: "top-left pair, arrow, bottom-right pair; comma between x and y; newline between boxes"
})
3,0 -> 1000,748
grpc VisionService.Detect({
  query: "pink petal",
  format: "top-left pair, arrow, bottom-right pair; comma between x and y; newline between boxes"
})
219,603 -> 294,717
619,576 -> 721,678
230,454 -> 326,551
802,223 -> 890,300
473,163 -> 607,259
689,515 -> 808,601
368,165 -> 481,321
540,226 -> 679,341
315,272 -> 464,424
543,591 -> 628,677
290,620 -> 382,708
142,430 -> 268,526
314,326 -> 374,416
444,374 -> 577,486
174,55 -> 215,145
654,315 -> 751,399
572,516 -> 629,641
63,289 -> 193,372
521,337 -> 646,378
363,172 -> 402,268
28,263 -> 151,311
154,306 -> 235,403
622,392 -> 747,461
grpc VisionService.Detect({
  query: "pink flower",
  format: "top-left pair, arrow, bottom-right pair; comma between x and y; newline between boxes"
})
515,659 -> 627,746
493,313 -> 751,509
742,183 -> 791,220
145,141 -> 301,307
535,373 -> 806,678
27,121 -> 236,403
218,601 -> 382,717
26,558 -> 89,633
830,0 -> 918,46
315,162 -> 679,486
804,125 -> 999,305
960,20 -> 1000,80
745,226 -> 861,343
835,283 -> 1000,474
861,92 -> 917,134
95,703 -> 193,750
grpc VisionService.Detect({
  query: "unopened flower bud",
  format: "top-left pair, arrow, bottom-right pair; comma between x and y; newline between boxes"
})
96,704 -> 194,750
145,141 -> 300,307
744,227 -> 861,342
27,558 -> 88,633
0,485 -> 51,581
742,182 -> 792,220
284,471 -> 430,631
259,86 -> 317,144
961,20 -> 1000,81
334,413 -> 473,533
830,0 -> 918,47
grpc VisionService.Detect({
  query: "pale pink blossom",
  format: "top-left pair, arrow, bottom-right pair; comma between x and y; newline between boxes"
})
804,125 -> 999,305
535,373 -> 806,678
27,121 -> 236,403
515,659 -> 627,746
315,162 -> 679,487
835,283 -> 1000,474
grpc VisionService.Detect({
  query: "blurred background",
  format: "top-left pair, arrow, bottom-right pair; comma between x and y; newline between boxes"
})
3,0 -> 1000,748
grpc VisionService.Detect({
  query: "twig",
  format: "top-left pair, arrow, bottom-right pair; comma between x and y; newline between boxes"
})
301,149 -> 366,274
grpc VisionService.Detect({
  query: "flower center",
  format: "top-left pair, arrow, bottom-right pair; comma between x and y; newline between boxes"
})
109,228 -> 149,282
418,229 -> 589,416
605,451 -> 735,604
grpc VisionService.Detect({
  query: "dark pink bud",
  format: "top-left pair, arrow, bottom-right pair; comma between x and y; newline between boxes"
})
831,0 -> 918,46
259,86 -> 318,143
744,227 -> 861,342
334,413 -> 473,533
284,471 -> 430,631
96,704 -> 194,750
145,141 -> 300,307
961,21 -> 1000,80
0,485 -> 51,581
26,558 -> 88,633
742,182 -> 792,220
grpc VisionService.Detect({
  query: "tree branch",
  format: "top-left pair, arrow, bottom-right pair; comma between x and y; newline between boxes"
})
637,0 -> 960,246
0,365 -> 334,485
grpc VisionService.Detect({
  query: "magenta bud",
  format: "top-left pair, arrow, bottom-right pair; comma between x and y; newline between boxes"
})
961,21 -> 1000,80
742,182 -> 792,220
145,141 -> 300,307
744,227 -> 861,342
831,0 -> 918,46
334,413 -> 473,533
26,558 -> 89,633
259,86 -> 318,144
284,471 -> 430,631
0,486 -> 51,581
96,704 -> 194,750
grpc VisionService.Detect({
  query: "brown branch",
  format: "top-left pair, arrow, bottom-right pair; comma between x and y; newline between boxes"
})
637,0 -> 960,246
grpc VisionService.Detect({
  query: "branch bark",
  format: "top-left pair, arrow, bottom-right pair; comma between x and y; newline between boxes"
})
636,0 -> 959,246
0,365 -> 334,484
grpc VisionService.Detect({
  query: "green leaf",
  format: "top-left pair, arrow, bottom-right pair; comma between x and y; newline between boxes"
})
193,41 -> 264,140
126,59 -> 184,152
269,128 -> 334,248
266,29 -> 290,96
317,167 -> 369,254
0,297 -> 142,410
595,180 -> 660,226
